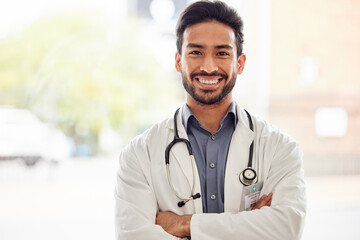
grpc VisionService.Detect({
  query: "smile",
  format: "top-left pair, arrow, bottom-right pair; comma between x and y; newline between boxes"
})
195,76 -> 222,85
198,79 -> 219,84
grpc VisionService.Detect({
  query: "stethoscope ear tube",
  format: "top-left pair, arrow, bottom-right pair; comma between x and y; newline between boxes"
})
178,193 -> 201,207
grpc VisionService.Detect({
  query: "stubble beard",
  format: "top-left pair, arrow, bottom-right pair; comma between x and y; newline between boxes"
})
181,72 -> 237,105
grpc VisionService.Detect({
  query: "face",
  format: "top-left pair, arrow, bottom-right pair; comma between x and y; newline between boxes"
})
175,21 -> 246,106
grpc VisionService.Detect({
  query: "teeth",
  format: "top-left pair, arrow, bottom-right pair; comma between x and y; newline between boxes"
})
198,79 -> 219,84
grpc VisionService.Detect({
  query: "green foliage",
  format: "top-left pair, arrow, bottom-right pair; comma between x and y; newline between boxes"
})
0,13 -> 182,151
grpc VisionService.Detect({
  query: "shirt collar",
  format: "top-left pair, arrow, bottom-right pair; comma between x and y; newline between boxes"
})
182,104 -> 195,131
182,102 -> 238,131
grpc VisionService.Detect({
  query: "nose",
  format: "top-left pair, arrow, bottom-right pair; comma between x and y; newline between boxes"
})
200,55 -> 218,73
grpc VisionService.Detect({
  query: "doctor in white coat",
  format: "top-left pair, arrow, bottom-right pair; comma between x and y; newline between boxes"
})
115,1 -> 306,239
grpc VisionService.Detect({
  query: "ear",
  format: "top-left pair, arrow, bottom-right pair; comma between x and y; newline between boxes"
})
175,52 -> 181,72
237,54 -> 246,75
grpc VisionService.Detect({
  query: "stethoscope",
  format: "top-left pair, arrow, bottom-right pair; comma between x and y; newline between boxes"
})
165,108 -> 257,207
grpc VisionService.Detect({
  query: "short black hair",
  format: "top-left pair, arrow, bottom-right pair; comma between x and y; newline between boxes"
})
176,0 -> 244,57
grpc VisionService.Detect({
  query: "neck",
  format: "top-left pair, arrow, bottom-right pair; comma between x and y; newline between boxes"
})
186,94 -> 233,134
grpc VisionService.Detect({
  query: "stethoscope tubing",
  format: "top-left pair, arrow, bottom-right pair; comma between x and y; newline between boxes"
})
165,107 -> 258,207
165,108 -> 199,205
244,109 -> 254,168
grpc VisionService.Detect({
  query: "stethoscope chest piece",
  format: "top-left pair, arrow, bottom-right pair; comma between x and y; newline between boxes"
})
239,167 -> 258,186
238,109 -> 258,186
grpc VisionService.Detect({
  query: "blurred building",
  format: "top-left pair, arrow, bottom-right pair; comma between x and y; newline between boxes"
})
270,0 -> 360,175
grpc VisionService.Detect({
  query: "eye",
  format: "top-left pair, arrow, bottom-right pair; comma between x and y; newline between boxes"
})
217,51 -> 230,56
189,50 -> 202,55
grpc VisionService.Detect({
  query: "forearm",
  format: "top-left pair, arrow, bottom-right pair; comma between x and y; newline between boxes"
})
189,174 -> 306,240
156,212 -> 192,238
156,193 -> 272,238
191,204 -> 306,240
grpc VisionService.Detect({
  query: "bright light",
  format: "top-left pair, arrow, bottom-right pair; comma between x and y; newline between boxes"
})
315,107 -> 348,138
150,0 -> 175,23
299,56 -> 319,85
0,0 -> 124,37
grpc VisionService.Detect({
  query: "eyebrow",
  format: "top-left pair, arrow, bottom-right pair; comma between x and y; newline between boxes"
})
215,44 -> 233,50
186,43 -> 204,49
186,43 -> 233,50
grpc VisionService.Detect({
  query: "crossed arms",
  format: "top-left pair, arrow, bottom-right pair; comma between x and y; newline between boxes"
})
156,193 -> 273,238
115,131 -> 306,240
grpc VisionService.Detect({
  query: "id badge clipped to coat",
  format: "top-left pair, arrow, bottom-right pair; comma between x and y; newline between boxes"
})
241,181 -> 263,211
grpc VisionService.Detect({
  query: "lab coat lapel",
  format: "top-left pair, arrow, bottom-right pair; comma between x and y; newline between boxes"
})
224,106 -> 255,212
166,106 -> 203,213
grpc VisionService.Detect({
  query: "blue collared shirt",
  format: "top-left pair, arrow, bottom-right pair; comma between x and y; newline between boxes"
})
182,102 -> 238,213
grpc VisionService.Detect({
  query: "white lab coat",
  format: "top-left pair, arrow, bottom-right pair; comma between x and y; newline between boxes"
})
115,104 -> 307,240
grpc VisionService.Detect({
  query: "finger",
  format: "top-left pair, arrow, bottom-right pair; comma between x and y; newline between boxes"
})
268,192 -> 273,205
265,198 -> 271,206
259,194 -> 270,204
251,195 -> 268,210
264,192 -> 273,206
251,193 -> 273,210
258,194 -> 268,202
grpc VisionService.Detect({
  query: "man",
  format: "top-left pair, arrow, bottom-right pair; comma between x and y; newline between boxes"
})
115,1 -> 306,239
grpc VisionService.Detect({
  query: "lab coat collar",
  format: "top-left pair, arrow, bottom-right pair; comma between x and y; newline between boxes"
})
224,104 -> 255,212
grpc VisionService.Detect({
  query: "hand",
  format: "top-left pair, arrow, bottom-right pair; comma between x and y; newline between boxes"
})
156,211 -> 192,238
251,192 -> 273,210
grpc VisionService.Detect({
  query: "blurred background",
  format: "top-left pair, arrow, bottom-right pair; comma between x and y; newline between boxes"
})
0,0 -> 359,239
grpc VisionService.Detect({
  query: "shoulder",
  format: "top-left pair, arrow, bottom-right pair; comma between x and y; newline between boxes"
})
121,117 -> 172,159
251,113 -> 297,143
251,114 -> 302,161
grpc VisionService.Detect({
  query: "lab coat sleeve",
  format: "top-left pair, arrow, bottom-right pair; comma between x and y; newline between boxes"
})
114,136 -> 181,240
190,133 -> 307,240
